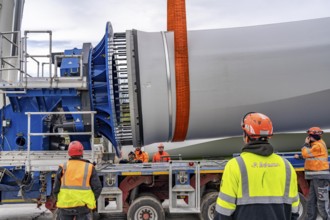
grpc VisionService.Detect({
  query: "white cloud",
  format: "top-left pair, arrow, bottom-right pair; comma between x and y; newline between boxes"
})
21,0 -> 330,52
187,0 -> 330,30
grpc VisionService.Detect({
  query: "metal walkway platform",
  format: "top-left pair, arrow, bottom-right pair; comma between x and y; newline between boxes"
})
0,147 -> 103,171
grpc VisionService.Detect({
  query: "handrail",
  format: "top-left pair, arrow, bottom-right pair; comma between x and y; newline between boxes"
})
0,30 -> 86,91
24,30 -> 52,83
0,31 -> 21,81
25,111 -> 96,172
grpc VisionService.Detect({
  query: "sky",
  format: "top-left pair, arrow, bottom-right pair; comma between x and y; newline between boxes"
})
21,0 -> 330,53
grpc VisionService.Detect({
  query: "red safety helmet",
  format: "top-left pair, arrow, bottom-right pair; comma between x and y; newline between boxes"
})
68,141 -> 84,157
241,112 -> 273,139
307,127 -> 323,136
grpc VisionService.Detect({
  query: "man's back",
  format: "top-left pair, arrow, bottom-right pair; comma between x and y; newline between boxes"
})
237,152 -> 290,197
217,152 -> 299,220
54,158 -> 102,210
215,112 -> 299,220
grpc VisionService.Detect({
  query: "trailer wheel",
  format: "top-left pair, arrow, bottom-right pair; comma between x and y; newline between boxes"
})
138,192 -> 165,203
137,192 -> 158,199
127,195 -> 165,220
200,191 -> 218,220
298,193 -> 307,220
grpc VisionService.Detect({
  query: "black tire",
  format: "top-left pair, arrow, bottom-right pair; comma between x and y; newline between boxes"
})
137,192 -> 165,203
137,192 -> 158,199
202,188 -> 218,197
298,192 -> 307,220
200,191 -> 218,220
127,196 -> 165,220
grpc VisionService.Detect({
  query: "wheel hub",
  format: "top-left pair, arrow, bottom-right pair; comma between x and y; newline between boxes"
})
141,209 -> 152,220
135,205 -> 157,220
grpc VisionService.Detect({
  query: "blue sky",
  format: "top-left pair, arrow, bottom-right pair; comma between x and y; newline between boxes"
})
21,0 -> 330,52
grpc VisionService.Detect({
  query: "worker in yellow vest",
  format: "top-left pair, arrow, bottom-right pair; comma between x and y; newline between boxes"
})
214,112 -> 299,220
53,141 -> 102,220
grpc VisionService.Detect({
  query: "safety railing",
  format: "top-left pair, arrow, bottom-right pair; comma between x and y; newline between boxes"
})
0,31 -> 23,84
0,30 -> 86,92
25,111 -> 96,172
23,30 -> 52,79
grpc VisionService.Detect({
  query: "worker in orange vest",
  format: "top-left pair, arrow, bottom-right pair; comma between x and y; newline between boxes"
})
53,141 -> 102,220
152,143 -> 170,162
134,146 -> 149,163
119,151 -> 143,164
294,127 -> 330,220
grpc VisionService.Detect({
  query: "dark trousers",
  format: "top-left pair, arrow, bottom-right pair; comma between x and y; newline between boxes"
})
59,207 -> 92,220
307,179 -> 330,220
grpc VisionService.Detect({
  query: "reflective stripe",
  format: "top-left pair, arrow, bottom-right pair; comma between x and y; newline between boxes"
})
292,205 -> 299,213
236,156 -> 249,198
305,170 -> 330,175
292,194 -> 300,210
292,194 -> 299,203
306,148 -> 314,157
235,155 -> 292,205
306,157 -> 328,161
82,163 -> 89,187
283,159 -> 291,199
216,204 -> 235,216
62,163 -> 67,186
61,185 -> 91,190
237,196 -> 298,205
219,192 -> 236,204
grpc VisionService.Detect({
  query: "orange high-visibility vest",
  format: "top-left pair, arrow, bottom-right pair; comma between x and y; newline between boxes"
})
152,151 -> 170,162
56,160 -> 96,209
135,150 -> 149,162
302,139 -> 329,171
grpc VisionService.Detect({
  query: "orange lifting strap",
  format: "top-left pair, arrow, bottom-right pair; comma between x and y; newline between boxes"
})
167,0 -> 190,141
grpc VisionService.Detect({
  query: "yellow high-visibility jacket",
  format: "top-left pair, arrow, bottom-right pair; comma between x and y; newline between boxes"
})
56,160 -> 96,210
215,152 -> 299,220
